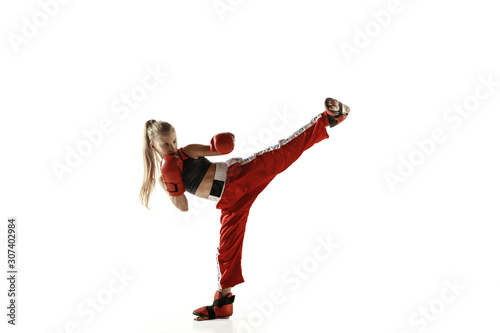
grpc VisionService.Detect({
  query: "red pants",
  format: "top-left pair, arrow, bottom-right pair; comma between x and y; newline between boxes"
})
214,112 -> 331,289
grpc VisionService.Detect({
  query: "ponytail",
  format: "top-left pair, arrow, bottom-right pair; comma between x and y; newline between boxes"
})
139,119 -> 173,209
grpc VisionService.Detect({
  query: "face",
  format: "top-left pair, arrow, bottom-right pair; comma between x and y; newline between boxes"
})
151,129 -> 178,158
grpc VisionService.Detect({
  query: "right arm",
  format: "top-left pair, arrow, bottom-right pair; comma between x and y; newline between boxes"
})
182,133 -> 235,158
158,177 -> 188,212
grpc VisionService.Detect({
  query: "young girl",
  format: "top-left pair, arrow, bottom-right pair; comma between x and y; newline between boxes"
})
139,97 -> 350,321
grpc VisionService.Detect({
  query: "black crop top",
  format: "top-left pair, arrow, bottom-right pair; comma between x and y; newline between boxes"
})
178,147 -> 212,195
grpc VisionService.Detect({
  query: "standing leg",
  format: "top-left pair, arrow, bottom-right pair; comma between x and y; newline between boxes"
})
216,199 -> 255,290
192,194 -> 256,321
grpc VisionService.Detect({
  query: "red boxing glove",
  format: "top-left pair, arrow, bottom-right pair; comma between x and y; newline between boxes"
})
209,132 -> 235,155
160,155 -> 185,196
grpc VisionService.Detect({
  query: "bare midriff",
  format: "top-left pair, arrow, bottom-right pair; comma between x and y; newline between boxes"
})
194,163 -> 216,199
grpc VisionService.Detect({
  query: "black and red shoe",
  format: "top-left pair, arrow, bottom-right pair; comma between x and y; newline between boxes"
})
193,290 -> 235,320
322,97 -> 350,127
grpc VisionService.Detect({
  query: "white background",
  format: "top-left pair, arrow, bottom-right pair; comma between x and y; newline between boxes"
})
1,0 -> 499,332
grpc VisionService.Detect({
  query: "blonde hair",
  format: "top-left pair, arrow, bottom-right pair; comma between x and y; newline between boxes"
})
139,119 -> 174,209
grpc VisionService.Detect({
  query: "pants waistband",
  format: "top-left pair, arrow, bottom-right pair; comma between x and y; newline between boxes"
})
208,162 -> 228,202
